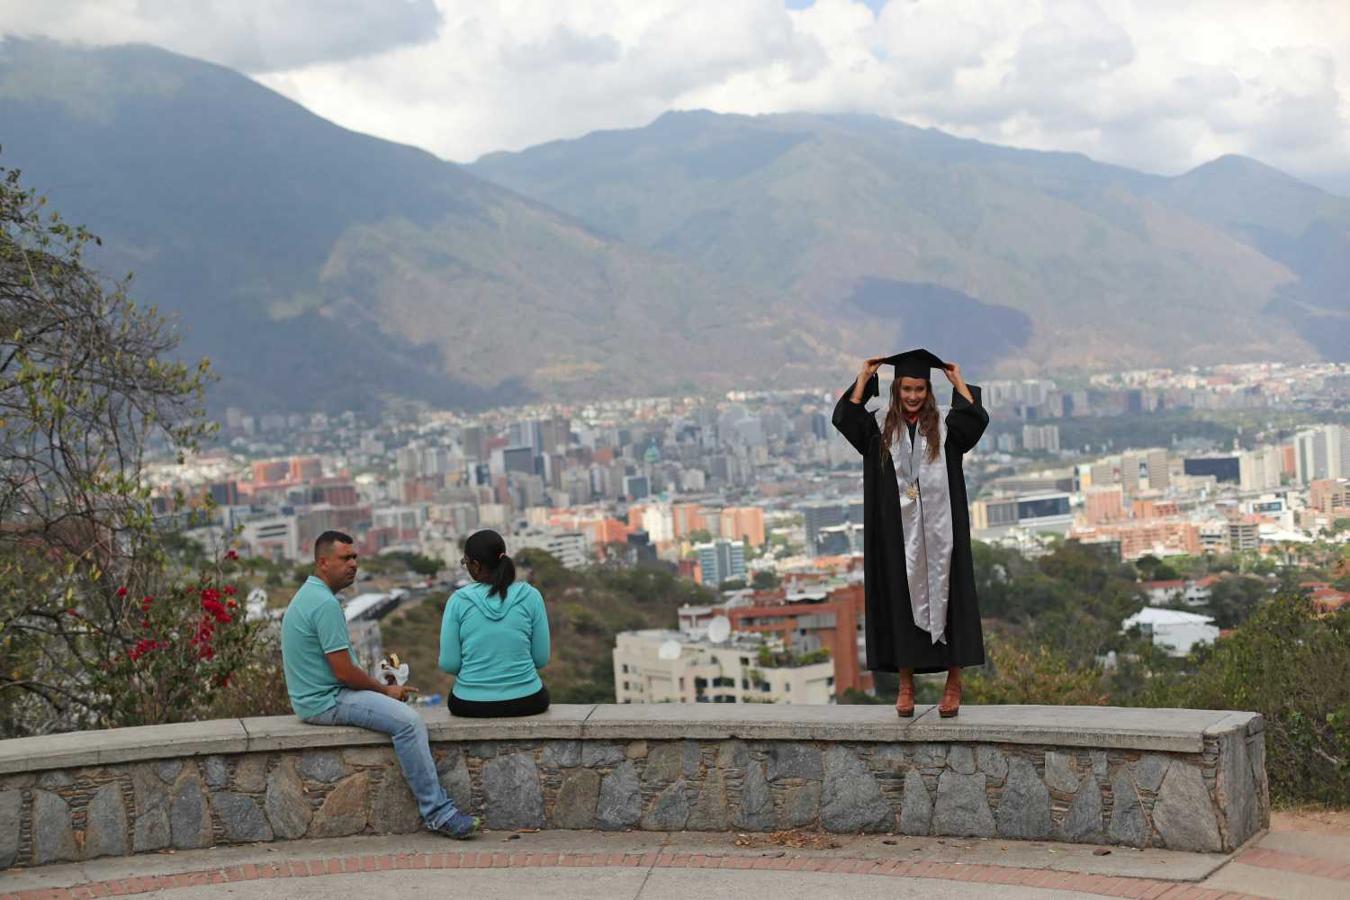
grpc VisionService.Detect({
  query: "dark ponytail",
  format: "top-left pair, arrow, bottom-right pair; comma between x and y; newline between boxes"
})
464,529 -> 515,599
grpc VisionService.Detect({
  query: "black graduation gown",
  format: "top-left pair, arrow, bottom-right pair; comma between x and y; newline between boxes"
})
832,384 -> 989,674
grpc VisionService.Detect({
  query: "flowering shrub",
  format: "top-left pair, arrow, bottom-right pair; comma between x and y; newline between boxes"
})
90,553 -> 289,726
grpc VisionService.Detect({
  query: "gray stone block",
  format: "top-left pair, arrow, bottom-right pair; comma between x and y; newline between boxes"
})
1133,754 -> 1170,794
1108,771 -> 1149,847
734,762 -> 776,832
1217,736 -> 1258,849
204,756 -> 230,789
170,775 -> 211,849
264,759 -> 312,840
1152,762 -> 1221,852
946,745 -> 976,775
643,742 -> 699,784
900,769 -> 932,836
32,790 -> 78,864
932,771 -> 994,837
911,743 -> 947,768
37,771 -> 72,789
582,742 -> 626,768
482,752 -> 544,830
132,766 -> 171,853
157,760 -> 183,783
1056,774 -> 1104,843
552,769 -> 600,829
298,751 -> 345,784
0,790 -> 21,867
541,740 -> 581,769
343,748 -> 393,768
437,752 -> 473,813
871,745 -> 907,771
976,746 -> 1008,780
214,791 -> 273,843
85,783 -> 129,858
782,782 -> 820,828
1043,751 -> 1078,794
996,757 -> 1051,840
820,747 -> 892,833
596,760 -> 641,830
233,755 -> 269,793
642,779 -> 690,830
768,743 -> 822,781
717,739 -> 749,769
372,772 -> 422,834
686,770 -> 729,831
309,772 -> 369,838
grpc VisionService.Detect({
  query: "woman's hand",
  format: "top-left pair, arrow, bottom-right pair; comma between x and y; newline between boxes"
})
850,357 -> 887,403
944,362 -> 975,404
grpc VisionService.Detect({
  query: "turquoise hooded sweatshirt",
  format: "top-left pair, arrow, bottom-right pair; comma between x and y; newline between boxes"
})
438,580 -> 550,702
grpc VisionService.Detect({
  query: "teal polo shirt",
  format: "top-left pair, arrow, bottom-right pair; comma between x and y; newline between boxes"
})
281,576 -> 356,719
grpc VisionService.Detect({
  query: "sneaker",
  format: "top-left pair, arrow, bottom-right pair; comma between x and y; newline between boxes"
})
430,810 -> 481,840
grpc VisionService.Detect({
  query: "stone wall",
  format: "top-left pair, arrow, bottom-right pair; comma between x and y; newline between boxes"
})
0,705 -> 1268,868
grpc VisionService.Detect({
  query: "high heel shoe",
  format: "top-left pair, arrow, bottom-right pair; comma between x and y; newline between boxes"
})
938,679 -> 962,718
895,679 -> 915,718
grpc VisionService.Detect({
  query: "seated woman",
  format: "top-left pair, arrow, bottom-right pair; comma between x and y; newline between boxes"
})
439,529 -> 551,717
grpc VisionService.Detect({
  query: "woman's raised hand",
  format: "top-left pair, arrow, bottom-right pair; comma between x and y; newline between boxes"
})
943,361 -> 962,386
859,356 -> 886,381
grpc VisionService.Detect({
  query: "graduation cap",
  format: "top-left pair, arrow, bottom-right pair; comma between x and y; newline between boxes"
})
862,348 -> 947,401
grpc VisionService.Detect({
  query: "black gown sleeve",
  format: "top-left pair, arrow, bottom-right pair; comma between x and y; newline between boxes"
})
832,383 -> 880,456
945,383 -> 989,455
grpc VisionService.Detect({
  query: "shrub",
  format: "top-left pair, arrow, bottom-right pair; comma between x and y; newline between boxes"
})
1143,594 -> 1350,806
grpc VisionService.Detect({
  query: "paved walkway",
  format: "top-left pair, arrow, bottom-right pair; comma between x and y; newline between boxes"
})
3,811 -> 1346,899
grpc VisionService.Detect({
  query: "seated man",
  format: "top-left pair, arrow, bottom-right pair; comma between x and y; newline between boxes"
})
281,530 -> 479,839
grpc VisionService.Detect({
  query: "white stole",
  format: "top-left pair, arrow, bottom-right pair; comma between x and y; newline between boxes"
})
892,413 -> 954,644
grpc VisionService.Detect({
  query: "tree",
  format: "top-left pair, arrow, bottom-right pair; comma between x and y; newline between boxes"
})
0,164 -> 261,735
1142,595 -> 1350,806
750,570 -> 781,590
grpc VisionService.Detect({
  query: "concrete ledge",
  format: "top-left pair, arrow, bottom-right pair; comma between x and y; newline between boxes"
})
0,705 -> 1261,774
0,704 -> 1269,866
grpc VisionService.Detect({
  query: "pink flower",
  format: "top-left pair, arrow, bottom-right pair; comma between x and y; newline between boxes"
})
224,549 -> 239,561
116,587 -> 128,598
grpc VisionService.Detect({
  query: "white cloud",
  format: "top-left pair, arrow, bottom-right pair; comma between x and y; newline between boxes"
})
2,0 -> 1347,187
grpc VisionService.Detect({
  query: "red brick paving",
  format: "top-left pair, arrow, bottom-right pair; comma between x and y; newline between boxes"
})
7,844 -> 1329,900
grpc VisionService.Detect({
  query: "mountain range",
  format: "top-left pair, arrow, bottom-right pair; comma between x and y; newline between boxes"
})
2,38 -> 1346,411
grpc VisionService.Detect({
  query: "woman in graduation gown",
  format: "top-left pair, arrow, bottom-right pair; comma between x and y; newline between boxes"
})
832,349 -> 989,717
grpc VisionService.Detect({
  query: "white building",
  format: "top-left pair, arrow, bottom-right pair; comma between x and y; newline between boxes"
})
1240,446 -> 1283,491
613,630 -> 835,705
1295,425 -> 1348,484
1122,607 -> 1220,656
510,529 -> 590,569
239,514 -> 300,561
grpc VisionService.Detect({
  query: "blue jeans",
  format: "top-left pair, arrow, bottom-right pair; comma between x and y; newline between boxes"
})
304,689 -> 459,830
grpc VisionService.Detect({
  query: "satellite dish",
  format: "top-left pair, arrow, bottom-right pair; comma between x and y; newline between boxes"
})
658,639 -> 682,661
707,615 -> 731,643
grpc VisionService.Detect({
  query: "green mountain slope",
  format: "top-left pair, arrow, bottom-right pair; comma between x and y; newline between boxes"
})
473,110 -> 1350,370
0,40 -> 833,410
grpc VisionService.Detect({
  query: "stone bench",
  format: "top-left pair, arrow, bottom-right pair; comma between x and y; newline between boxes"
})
0,704 -> 1267,868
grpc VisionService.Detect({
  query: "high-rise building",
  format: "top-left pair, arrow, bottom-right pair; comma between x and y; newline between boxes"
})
1295,425 -> 1348,484
695,539 -> 746,587
719,506 -> 766,546
1022,424 -> 1060,453
801,500 -> 861,556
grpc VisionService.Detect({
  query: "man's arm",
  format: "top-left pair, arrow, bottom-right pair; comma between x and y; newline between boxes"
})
325,649 -> 417,701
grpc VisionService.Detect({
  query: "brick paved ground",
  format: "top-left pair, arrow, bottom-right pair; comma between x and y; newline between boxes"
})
2,810 -> 1345,900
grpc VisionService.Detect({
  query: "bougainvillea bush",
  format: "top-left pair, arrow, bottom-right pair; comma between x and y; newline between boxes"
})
67,551 -> 290,729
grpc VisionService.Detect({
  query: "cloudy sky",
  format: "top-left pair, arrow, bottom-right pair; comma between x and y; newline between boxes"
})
5,0 -> 1349,191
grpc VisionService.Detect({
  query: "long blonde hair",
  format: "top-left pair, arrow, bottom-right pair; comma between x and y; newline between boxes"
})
882,377 -> 941,463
